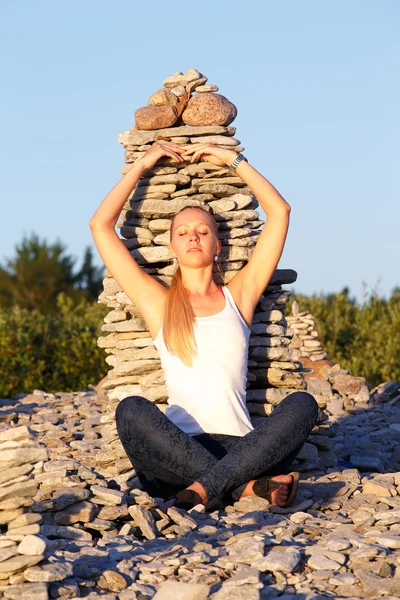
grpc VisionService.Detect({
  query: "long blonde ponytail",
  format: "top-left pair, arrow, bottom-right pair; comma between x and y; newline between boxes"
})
162,206 -> 224,367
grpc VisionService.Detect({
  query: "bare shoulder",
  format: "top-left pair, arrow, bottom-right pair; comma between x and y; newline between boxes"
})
226,269 -> 260,330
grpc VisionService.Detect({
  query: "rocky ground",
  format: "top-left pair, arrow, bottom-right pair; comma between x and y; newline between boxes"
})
0,379 -> 400,600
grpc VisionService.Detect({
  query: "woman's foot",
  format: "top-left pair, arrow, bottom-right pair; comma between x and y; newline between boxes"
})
158,481 -> 208,513
239,474 -> 294,507
159,475 -> 296,512
183,481 -> 208,504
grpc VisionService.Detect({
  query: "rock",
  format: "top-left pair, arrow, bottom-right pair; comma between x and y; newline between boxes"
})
24,561 -> 74,582
307,554 -> 341,571
0,546 -> 18,561
7,513 -> 42,529
54,500 -> 97,524
17,535 -> 46,556
48,579 -> 79,598
0,480 -> 39,504
148,88 -> 179,107
363,479 -> 394,496
153,581 -> 210,599
0,554 -> 44,574
135,105 -> 178,130
223,566 -> 260,586
0,427 -> 32,443
166,505 -> 198,530
232,495 -> 270,513
53,487 -> 90,510
128,504 -> 157,540
2,582 -> 49,600
330,374 -> 370,401
306,378 -> 332,396
163,68 -> 203,89
254,548 -> 301,574
371,380 -> 399,403
373,533 -> 400,549
326,396 -> 344,415
0,447 -> 48,469
329,572 -> 358,585
91,485 -> 125,505
97,569 -> 128,592
212,584 -> 261,599
182,93 -> 237,126
7,523 -> 41,536
355,568 -> 400,596
296,442 -> 319,460
350,450 -> 385,472
195,85 -> 219,93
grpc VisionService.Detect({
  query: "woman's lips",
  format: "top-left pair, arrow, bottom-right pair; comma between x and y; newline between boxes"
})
188,248 -> 201,252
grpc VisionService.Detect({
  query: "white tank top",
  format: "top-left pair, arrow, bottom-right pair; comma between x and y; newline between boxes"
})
153,285 -> 254,436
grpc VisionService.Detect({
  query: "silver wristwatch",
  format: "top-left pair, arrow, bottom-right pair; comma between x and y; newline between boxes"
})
228,153 -> 248,172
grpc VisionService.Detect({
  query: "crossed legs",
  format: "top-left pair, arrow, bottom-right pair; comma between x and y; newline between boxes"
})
115,392 -> 319,507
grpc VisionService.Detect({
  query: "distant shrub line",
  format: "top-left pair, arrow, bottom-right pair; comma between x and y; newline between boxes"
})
0,293 -> 108,398
1,287 -> 398,398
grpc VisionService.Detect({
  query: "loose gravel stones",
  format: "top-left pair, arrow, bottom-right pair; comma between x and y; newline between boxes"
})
0,383 -> 399,597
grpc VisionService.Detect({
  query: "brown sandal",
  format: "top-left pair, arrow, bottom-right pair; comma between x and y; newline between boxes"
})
252,471 -> 299,508
167,489 -> 201,511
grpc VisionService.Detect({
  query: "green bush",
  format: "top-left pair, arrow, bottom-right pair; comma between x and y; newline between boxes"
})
0,293 -> 108,398
288,285 -> 400,388
1,283 -> 398,398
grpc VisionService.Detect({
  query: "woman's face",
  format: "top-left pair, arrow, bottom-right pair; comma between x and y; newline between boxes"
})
170,209 -> 220,266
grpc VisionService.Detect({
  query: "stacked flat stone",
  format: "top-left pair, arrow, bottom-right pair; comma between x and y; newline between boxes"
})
97,68 -> 307,452
286,301 -> 371,412
0,426 -> 47,590
287,300 -> 327,362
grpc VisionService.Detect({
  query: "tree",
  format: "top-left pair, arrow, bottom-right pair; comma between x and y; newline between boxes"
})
75,246 -> 105,300
0,233 -> 105,313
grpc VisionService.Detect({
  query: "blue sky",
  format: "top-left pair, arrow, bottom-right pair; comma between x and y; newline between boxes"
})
0,0 -> 398,304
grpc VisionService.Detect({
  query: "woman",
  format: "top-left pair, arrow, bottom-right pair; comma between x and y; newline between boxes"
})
90,140 -> 318,512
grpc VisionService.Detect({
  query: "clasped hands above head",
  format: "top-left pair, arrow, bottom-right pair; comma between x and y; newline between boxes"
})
178,142 -> 235,167
139,140 -> 237,171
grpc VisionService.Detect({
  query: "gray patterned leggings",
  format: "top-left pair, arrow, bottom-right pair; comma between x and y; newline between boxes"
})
115,391 -> 318,504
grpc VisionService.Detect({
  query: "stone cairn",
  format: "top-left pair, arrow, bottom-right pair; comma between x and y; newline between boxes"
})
95,67 -> 325,475
287,301 -> 327,362
286,301 -> 372,415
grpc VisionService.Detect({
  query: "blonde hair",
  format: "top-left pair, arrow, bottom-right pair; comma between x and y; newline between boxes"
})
162,205 -> 224,367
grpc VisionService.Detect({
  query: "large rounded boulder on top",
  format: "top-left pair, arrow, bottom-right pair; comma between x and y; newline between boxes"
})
182,93 -> 237,127
135,105 -> 178,130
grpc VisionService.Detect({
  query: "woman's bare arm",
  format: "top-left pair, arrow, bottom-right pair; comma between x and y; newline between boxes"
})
89,143 -> 186,336
89,161 -> 147,229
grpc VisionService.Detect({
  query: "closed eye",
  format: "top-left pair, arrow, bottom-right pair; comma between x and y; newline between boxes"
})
179,232 -> 208,236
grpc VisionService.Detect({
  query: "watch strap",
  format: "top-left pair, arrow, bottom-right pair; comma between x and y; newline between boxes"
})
229,153 -> 248,171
